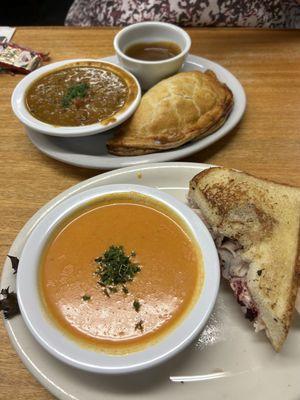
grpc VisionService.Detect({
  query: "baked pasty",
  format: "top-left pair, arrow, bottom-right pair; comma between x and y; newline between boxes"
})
107,70 -> 234,156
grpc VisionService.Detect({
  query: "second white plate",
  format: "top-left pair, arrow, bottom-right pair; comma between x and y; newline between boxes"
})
1,162 -> 300,400
26,55 -> 246,169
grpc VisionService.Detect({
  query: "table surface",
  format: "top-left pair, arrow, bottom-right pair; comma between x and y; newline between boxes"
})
1,26 -> 300,399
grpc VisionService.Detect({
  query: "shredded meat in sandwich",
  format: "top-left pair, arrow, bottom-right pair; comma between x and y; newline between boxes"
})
188,197 -> 266,331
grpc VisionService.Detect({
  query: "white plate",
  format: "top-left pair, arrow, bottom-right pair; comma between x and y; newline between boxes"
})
26,55 -> 246,169
2,162 -> 300,400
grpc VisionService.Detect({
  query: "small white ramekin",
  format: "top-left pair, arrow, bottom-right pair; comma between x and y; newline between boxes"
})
114,22 -> 191,90
11,59 -> 141,137
17,184 -> 219,374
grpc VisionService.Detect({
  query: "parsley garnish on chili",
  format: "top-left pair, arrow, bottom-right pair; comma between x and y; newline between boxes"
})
62,82 -> 89,108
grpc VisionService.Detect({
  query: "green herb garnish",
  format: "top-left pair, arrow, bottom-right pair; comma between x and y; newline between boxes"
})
95,245 -> 140,289
62,82 -> 89,108
82,294 -> 91,301
133,299 -> 141,312
122,286 -> 129,294
135,320 -> 144,332
103,286 -> 118,297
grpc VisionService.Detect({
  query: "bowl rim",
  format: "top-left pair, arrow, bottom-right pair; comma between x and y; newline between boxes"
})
16,184 -> 220,374
114,21 -> 191,65
11,59 -> 141,137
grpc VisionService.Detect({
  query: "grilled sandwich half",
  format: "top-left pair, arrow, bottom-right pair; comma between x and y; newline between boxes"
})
188,167 -> 300,351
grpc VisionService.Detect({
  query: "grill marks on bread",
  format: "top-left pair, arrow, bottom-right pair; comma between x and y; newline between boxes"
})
201,180 -> 277,241
189,167 -> 300,351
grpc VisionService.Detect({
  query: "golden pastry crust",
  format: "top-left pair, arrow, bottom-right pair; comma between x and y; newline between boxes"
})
107,70 -> 234,156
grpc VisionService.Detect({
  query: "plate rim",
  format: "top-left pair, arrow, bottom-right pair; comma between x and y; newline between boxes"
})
26,54 -> 246,170
1,162 -> 213,400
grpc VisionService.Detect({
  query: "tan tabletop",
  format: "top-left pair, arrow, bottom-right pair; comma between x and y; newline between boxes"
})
1,27 -> 300,399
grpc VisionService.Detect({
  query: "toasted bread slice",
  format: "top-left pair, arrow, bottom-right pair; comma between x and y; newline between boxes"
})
189,167 -> 300,351
107,70 -> 233,156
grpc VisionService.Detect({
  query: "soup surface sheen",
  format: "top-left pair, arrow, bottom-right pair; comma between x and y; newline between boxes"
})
125,41 -> 181,61
40,194 -> 203,354
26,65 -> 130,127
